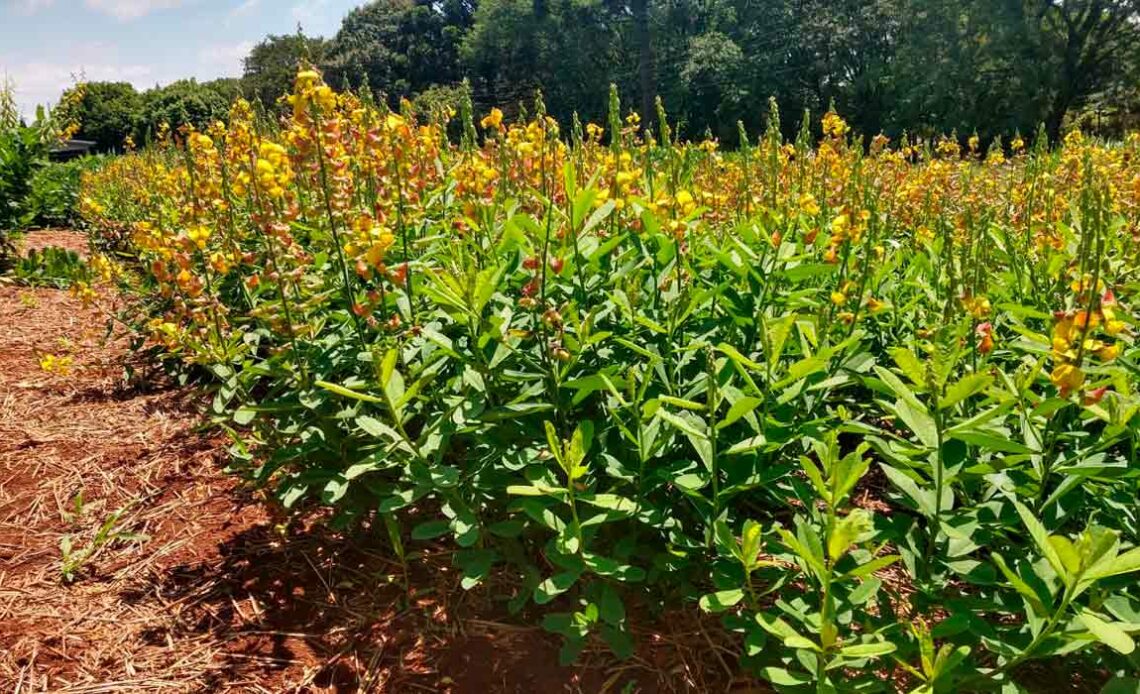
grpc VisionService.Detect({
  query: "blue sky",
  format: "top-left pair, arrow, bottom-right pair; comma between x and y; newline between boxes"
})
1,0 -> 365,118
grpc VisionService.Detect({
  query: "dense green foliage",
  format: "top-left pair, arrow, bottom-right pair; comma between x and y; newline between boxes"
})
242,34 -> 328,108
12,246 -> 90,289
78,72 -> 1140,690
323,0 -> 475,100
26,157 -> 104,229
0,81 -> 53,266
55,78 -> 245,152
43,0 -> 1140,152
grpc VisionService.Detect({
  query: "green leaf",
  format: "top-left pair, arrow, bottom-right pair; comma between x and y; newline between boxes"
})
717,342 -> 764,371
828,509 -> 873,560
673,473 -> 707,491
949,429 -> 1033,454
766,314 -> 797,368
839,555 -> 900,581
534,571 -> 581,605
1048,536 -> 1082,575
457,549 -> 497,590
321,477 -> 348,504
233,406 -> 256,425
838,641 -> 897,658
601,624 -> 634,659
597,584 -> 625,625
1100,677 -> 1140,694
880,464 -> 936,517
718,396 -> 762,430
891,347 -> 927,387
356,416 -> 408,450
658,395 -> 704,411
544,420 -> 563,466
1089,547 -> 1140,579
699,589 -> 744,613
656,408 -> 706,439
992,554 -> 1047,611
873,365 -> 927,412
847,576 -> 882,604
740,519 -> 764,568
1079,610 -> 1136,655
799,455 -> 828,500
761,667 -> 812,686
579,493 -> 637,515
755,612 -> 817,650
939,373 -> 993,410
1013,500 -> 1068,582
506,483 -> 564,497
777,527 -> 826,578
893,398 -> 939,449
582,198 -> 615,234
315,380 -> 384,404
657,408 -> 713,469
725,434 -> 767,456
411,520 -> 450,540
776,352 -> 829,388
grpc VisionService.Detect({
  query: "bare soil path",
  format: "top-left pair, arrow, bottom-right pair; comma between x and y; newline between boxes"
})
0,231 -> 721,693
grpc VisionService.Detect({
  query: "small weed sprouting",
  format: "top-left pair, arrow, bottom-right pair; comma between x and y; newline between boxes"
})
59,502 -> 149,584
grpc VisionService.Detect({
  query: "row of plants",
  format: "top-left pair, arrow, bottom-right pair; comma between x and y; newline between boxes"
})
0,82 -> 94,271
78,69 -> 1140,691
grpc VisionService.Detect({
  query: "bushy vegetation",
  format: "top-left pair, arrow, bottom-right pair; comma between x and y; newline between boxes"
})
52,0 -> 1140,154
25,157 -> 104,229
0,79 -> 57,267
13,246 -> 90,289
53,78 -> 243,153
75,70 -> 1140,691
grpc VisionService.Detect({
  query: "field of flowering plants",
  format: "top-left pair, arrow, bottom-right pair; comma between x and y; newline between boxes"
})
76,69 -> 1140,692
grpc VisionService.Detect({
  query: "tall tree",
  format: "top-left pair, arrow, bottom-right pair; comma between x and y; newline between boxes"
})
139,79 -> 241,137
321,0 -> 475,102
54,81 -> 142,153
243,34 -> 327,107
1028,0 -> 1140,141
632,0 -> 654,128
463,0 -> 624,124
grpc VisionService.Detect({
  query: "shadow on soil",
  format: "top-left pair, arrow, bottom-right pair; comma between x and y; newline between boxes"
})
121,520 -> 613,693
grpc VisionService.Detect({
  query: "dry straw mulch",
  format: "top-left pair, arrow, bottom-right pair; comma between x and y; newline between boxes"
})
1,232 -> 739,693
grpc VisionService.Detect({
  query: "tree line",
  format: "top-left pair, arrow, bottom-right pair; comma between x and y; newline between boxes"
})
55,0 -> 1140,152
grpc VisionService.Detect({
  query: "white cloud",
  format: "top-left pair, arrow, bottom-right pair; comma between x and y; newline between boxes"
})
1,58 -> 155,118
1,35 -> 251,119
197,40 -> 253,74
8,0 -> 56,15
229,0 -> 259,17
290,0 -> 330,31
82,0 -> 183,21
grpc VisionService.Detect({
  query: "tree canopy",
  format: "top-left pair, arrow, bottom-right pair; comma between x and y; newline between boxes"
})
52,0 -> 1140,151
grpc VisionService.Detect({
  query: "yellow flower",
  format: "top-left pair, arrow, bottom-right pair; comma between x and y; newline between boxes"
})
480,108 -> 503,130
822,112 -> 848,138
39,353 -> 74,376
798,193 -> 820,216
1050,363 -> 1084,396
385,113 -> 406,131
830,214 -> 850,237
676,190 -> 695,214
1097,343 -> 1121,362
961,295 -> 991,319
